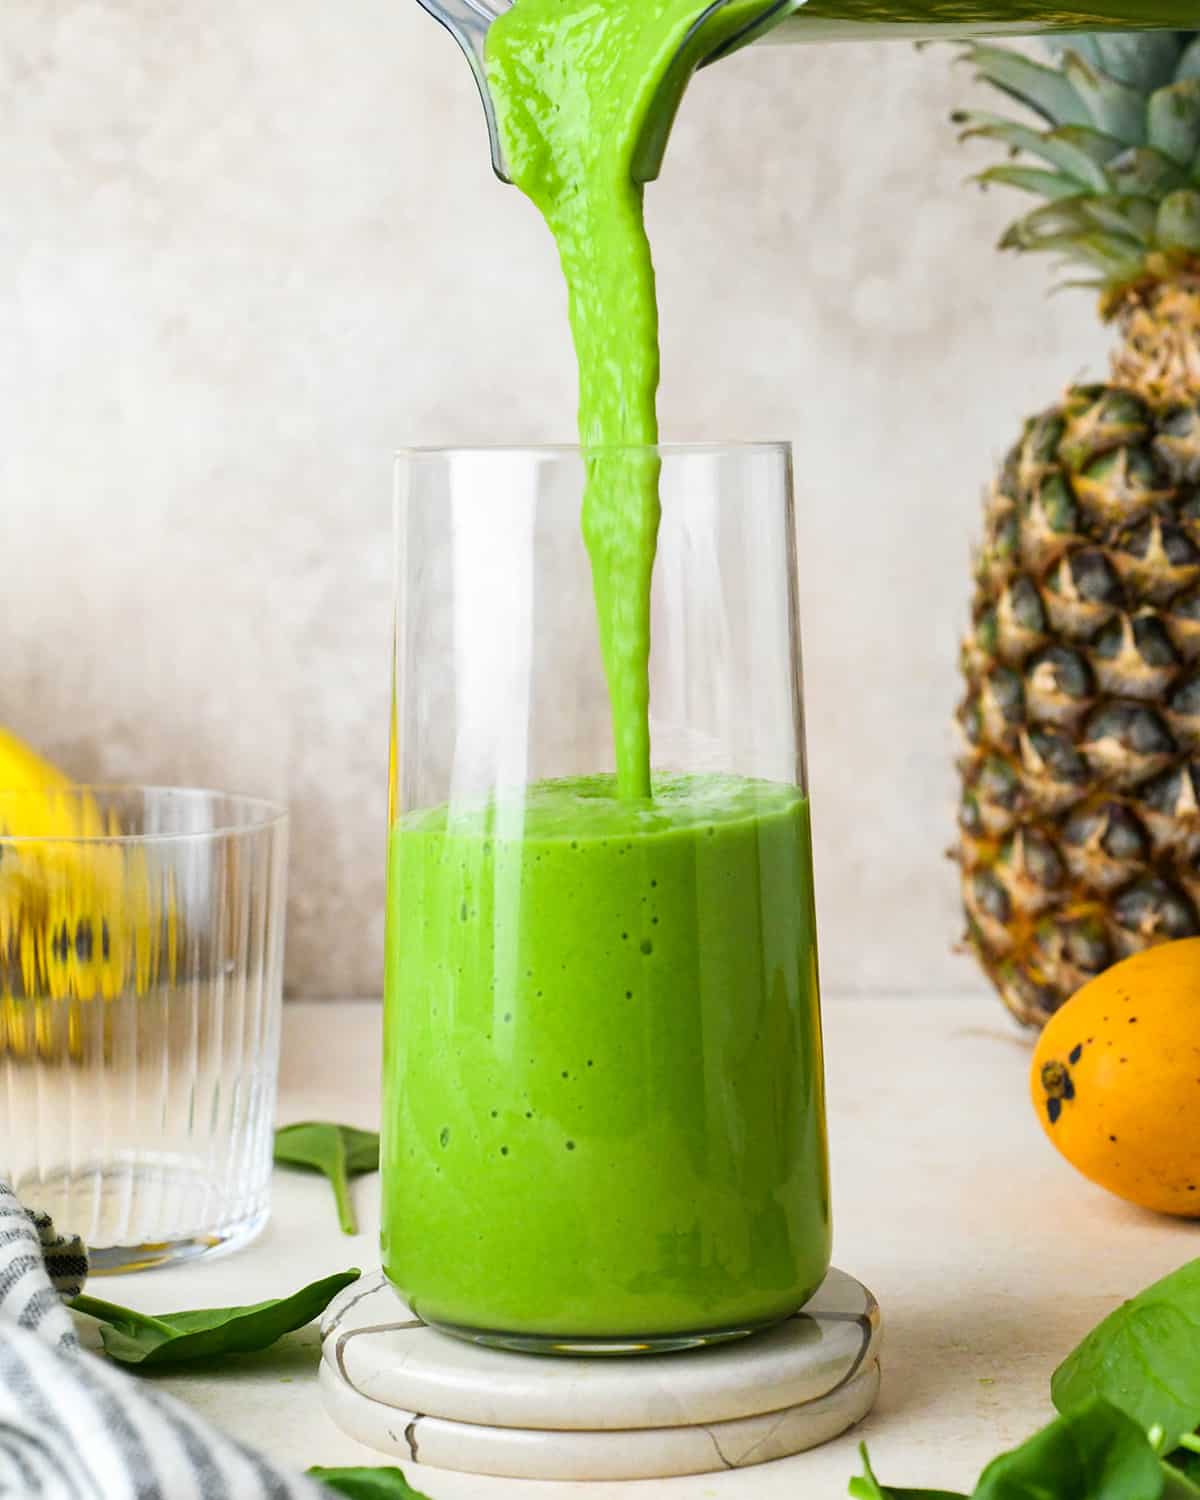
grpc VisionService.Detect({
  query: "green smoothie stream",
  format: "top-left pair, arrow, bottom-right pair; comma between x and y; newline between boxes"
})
383,0 -> 829,1342
484,0 -> 790,801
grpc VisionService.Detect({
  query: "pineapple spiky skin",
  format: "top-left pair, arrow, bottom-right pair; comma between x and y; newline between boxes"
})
955,34 -> 1200,1025
960,352 -> 1200,1025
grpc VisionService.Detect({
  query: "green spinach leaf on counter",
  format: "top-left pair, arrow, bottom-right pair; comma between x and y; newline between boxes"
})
275,1122 -> 380,1235
855,1401 -> 1162,1500
1052,1258 -> 1200,1455
973,1399 -> 1163,1500
850,1251 -> 1200,1498
308,1467 -> 430,1500
72,1268 -> 360,1367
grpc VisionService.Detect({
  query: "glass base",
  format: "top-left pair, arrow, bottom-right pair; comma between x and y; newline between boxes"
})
14,1156 -> 270,1274
421,1313 -> 786,1357
87,1206 -> 270,1275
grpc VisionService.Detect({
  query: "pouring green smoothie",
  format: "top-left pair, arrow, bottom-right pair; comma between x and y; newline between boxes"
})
382,0 -> 828,1345
484,0 -> 786,800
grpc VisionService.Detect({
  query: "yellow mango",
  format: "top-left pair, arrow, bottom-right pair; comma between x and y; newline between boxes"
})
1032,938 -> 1200,1217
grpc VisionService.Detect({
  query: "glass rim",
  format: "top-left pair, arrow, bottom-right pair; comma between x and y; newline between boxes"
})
0,785 -> 288,846
394,440 -> 793,461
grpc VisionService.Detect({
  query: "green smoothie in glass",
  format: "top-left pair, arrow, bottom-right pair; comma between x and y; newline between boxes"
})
384,773 -> 828,1342
382,0 -> 830,1345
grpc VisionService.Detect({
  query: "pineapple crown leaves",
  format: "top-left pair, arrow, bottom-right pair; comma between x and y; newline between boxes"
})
954,31 -> 1200,299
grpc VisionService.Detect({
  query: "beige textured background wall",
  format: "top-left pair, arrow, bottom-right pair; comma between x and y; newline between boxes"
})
1,1 -> 1111,999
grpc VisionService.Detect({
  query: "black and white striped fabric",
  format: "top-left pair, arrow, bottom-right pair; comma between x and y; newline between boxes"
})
0,1182 -> 333,1499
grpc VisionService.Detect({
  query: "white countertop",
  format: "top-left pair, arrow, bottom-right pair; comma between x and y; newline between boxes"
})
81,997 -> 1198,1498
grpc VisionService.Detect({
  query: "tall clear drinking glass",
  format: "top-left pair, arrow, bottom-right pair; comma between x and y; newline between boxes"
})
0,787 -> 288,1271
382,445 -> 829,1353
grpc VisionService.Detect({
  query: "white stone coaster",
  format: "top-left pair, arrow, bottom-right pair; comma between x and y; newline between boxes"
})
320,1269 -> 881,1480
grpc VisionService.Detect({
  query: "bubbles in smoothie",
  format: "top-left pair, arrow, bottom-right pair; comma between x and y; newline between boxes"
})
439,1127 -> 450,1148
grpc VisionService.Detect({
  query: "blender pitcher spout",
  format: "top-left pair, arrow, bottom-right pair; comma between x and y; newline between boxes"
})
412,0 -> 807,185
415,0 -> 513,183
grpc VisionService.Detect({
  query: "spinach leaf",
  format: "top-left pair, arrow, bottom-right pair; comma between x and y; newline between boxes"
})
972,1399 -> 1163,1500
275,1122 -> 380,1235
1163,1463 -> 1200,1500
72,1269 -> 360,1367
308,1467 -> 430,1500
850,1405 -> 1160,1500
849,1444 -> 967,1499
1052,1259 -> 1200,1453
1168,1449 -> 1200,1485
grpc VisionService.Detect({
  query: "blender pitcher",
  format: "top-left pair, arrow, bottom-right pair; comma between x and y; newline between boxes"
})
415,0 -> 1200,183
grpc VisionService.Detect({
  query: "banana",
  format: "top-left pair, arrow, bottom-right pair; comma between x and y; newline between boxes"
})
0,730 -> 175,1062
0,726 -> 70,793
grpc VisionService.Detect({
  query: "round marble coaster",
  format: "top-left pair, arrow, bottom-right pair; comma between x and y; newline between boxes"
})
319,1268 -> 881,1479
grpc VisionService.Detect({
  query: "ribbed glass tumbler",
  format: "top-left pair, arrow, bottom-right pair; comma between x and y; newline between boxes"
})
0,787 -> 288,1272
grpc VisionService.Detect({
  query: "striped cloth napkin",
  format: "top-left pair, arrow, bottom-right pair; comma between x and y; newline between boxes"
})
0,1181 -> 333,1499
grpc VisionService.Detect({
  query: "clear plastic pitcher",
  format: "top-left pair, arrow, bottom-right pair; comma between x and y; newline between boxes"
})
416,0 -> 1200,181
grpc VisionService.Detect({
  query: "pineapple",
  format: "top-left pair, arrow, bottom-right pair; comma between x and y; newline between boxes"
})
956,31 -> 1200,1027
